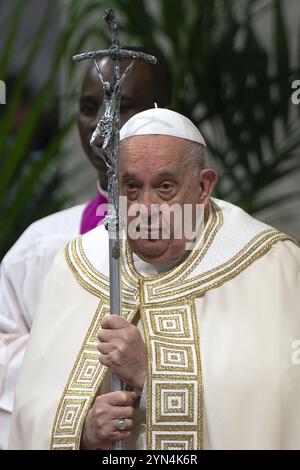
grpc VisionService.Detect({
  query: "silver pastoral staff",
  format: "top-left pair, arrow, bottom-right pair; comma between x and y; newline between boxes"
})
73,9 -> 157,449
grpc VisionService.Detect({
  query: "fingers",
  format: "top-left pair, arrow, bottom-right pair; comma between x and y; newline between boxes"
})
98,318 -> 135,343
100,315 -> 129,331
113,418 -> 133,431
97,328 -> 118,343
112,406 -> 134,419
97,338 -> 123,364
96,390 -> 137,407
82,391 -> 137,450
98,341 -> 114,355
98,344 -> 126,367
98,317 -> 138,343
99,353 -> 112,367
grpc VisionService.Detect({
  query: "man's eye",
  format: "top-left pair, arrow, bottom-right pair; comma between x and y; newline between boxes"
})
124,183 -> 138,191
79,103 -> 98,115
159,183 -> 173,190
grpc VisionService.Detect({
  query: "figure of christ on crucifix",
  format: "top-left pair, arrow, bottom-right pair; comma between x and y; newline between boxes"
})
90,56 -> 134,157
73,9 -> 157,168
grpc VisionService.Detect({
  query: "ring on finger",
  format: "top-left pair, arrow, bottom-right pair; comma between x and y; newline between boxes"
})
116,418 -> 128,431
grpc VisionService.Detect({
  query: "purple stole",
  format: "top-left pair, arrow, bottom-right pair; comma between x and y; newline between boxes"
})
80,192 -> 108,235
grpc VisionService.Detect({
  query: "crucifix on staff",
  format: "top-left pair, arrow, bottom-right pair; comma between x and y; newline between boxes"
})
73,9 -> 157,449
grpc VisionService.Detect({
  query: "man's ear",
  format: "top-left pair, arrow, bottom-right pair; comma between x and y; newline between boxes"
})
199,169 -> 218,205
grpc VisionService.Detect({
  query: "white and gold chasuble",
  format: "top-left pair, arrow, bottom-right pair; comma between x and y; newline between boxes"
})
8,199 -> 300,450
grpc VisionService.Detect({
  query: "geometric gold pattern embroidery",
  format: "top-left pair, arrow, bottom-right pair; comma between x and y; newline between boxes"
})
140,302 -> 203,450
149,307 -> 192,339
153,342 -> 194,373
155,383 -> 196,421
155,434 -> 196,450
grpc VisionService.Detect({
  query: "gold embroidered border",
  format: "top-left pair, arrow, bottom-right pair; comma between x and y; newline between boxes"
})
77,237 -> 139,298
158,232 -> 295,304
147,229 -> 276,296
65,239 -> 107,298
139,232 -> 296,304
66,237 -> 138,305
124,199 -> 222,288
66,204 -> 297,310
140,299 -> 203,450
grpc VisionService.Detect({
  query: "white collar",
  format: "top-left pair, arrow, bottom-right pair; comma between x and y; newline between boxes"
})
132,252 -> 182,277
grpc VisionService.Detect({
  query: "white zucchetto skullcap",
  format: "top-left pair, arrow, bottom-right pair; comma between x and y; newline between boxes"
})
119,107 -> 206,146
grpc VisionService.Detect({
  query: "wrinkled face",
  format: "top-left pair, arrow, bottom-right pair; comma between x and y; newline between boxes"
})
77,58 -> 157,187
119,135 -> 217,264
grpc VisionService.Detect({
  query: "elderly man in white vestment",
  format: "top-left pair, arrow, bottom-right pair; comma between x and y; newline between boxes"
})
8,108 -> 300,450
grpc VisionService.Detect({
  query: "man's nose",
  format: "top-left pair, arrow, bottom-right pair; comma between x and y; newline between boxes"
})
138,191 -> 160,214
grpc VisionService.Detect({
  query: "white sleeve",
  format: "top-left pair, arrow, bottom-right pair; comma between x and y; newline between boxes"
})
0,235 -> 69,449
0,334 -> 28,450
0,245 -> 34,450
276,241 -> 300,449
0,205 -> 84,448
